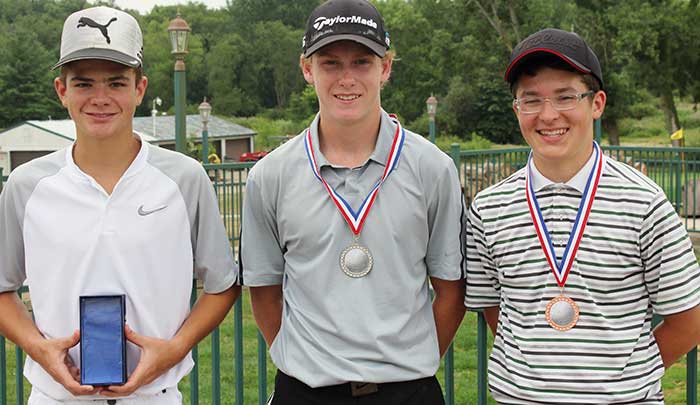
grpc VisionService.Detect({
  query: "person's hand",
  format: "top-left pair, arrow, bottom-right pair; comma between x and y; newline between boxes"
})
101,325 -> 185,397
29,330 -> 99,396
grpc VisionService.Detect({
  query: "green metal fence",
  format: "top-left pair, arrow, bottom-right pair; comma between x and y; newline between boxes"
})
1,146 -> 700,404
458,145 -> 700,232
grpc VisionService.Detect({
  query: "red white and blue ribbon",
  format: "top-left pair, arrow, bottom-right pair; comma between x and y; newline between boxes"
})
304,117 -> 405,235
525,142 -> 603,287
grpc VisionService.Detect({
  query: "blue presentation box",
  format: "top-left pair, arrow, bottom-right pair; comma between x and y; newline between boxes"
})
79,295 -> 127,386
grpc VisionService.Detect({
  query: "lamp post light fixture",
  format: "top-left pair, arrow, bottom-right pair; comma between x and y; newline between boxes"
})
198,98 -> 212,163
168,12 -> 191,154
426,95 -> 438,144
151,97 -> 162,138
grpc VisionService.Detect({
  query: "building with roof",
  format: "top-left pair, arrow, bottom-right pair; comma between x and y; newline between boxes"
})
0,115 -> 256,174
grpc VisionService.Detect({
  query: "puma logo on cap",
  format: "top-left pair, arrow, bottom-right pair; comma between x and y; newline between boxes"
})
77,16 -> 117,44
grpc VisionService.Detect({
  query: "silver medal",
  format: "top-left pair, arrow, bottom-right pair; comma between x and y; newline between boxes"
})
340,236 -> 373,278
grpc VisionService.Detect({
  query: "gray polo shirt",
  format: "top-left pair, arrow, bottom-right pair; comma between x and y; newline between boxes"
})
241,110 -> 466,387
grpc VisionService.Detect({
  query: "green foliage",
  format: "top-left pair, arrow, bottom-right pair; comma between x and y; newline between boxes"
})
226,0 -> 319,29
0,0 -> 699,145
439,74 -> 520,144
185,135 -> 218,162
251,21 -> 306,108
230,116 -> 307,151
617,99 -> 700,146
206,33 -> 258,116
287,85 -> 319,123
435,133 -> 493,152
0,22 -> 63,126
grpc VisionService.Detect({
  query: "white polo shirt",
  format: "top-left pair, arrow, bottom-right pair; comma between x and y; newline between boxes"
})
0,138 -> 237,400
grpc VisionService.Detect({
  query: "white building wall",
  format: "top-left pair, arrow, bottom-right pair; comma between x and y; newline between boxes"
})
0,152 -> 7,176
0,124 -> 73,174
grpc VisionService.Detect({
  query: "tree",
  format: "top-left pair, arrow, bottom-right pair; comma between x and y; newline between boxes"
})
207,33 -> 259,116
604,0 -> 698,135
0,23 -> 63,127
226,0 -> 319,29
251,21 -> 305,109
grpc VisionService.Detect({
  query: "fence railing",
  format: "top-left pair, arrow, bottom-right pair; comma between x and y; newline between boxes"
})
2,146 -> 700,404
458,145 -> 700,232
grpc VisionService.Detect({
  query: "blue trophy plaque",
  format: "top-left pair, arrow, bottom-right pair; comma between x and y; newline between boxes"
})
79,295 -> 127,386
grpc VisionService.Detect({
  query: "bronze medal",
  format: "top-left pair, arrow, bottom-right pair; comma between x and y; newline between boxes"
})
545,295 -> 579,331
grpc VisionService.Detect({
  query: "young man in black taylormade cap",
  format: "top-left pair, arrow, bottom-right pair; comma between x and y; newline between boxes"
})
240,0 -> 467,404
465,28 -> 700,403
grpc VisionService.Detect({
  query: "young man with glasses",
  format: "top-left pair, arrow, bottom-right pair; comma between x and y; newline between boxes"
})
465,28 -> 700,403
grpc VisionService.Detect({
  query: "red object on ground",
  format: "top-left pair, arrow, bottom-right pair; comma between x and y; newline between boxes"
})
239,151 -> 269,162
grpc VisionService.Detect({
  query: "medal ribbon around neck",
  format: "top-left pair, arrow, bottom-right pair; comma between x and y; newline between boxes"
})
304,117 -> 405,235
525,141 -> 603,287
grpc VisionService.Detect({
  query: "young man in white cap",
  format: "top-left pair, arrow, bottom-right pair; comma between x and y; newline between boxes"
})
0,6 -> 239,404
240,0 -> 466,404
465,28 -> 700,403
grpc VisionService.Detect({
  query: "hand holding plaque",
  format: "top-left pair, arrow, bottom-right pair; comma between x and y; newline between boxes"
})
100,324 -> 186,398
26,329 -> 99,396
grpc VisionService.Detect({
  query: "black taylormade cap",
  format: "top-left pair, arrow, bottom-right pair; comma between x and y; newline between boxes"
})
302,0 -> 390,58
505,28 -> 603,89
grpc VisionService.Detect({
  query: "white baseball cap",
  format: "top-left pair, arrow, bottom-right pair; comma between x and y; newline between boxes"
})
53,6 -> 143,70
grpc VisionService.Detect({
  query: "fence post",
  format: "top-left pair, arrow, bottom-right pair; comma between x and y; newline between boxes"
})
1,335 -> 5,405
675,148 -> 683,212
477,311 -> 488,405
14,348 -> 22,405
14,290 -> 22,405
235,298 -> 244,405
594,118 -> 602,144
212,327 -> 221,405
190,284 -> 199,405
688,347 -> 698,405
450,143 -> 461,169
447,143 -> 463,405
445,344 -> 454,405
257,332 -> 267,405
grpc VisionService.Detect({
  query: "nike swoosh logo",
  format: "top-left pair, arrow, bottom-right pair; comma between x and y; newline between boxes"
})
137,205 -> 167,216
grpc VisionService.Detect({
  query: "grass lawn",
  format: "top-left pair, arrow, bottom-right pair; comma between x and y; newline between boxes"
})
1,289 -> 694,404
617,100 -> 700,147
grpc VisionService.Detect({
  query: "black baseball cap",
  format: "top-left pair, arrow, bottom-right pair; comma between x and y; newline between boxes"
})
302,0 -> 390,58
504,28 -> 603,89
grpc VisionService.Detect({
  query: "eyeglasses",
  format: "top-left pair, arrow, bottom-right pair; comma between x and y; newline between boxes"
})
513,91 -> 595,114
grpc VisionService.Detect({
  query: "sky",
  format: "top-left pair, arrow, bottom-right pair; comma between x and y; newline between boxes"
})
88,0 -> 229,15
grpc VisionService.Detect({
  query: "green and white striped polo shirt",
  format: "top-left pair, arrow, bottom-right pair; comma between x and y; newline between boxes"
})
465,153 -> 700,404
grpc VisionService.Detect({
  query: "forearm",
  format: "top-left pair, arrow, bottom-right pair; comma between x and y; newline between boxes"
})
250,285 -> 283,347
654,306 -> 700,368
431,278 -> 466,356
170,285 -> 239,359
0,291 -> 45,356
483,306 -> 499,336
